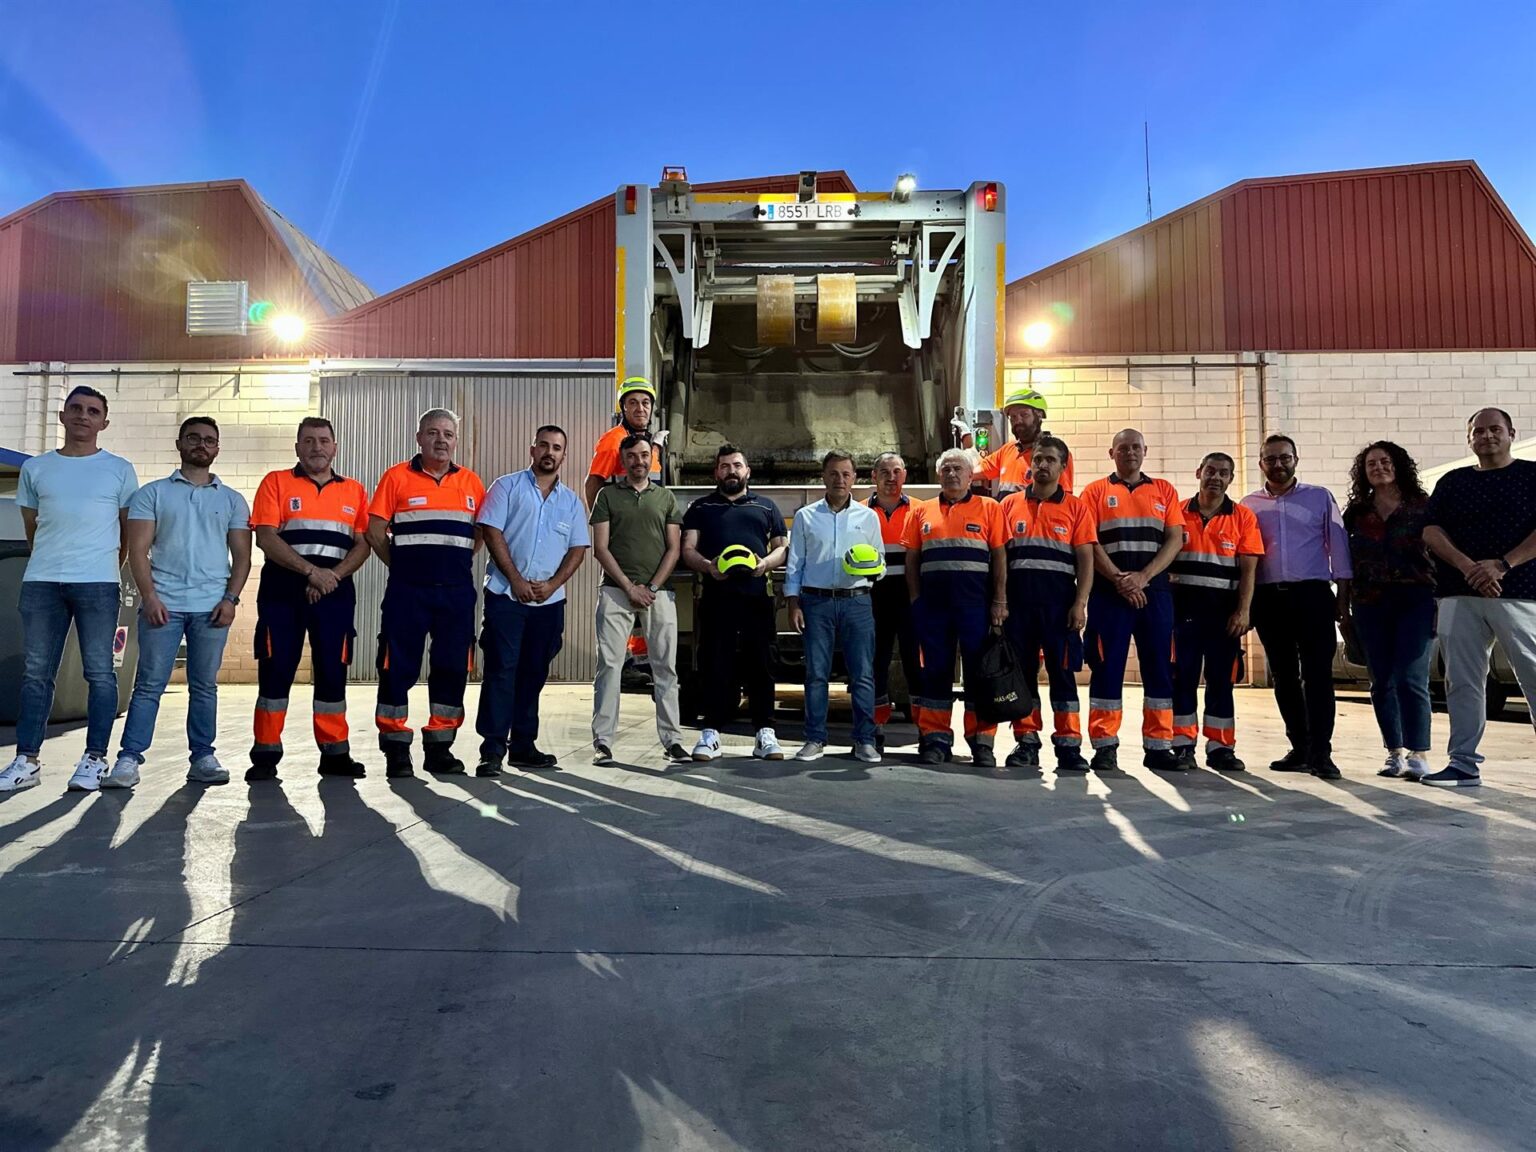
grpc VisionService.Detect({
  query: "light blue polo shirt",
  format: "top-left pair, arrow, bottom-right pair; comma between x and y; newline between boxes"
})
17,449 -> 139,583
477,469 -> 590,605
128,471 -> 251,613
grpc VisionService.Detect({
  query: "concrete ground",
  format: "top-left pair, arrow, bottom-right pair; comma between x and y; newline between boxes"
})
1,683 -> 1533,1152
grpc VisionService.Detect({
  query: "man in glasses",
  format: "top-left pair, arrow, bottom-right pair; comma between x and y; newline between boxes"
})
1241,434 -> 1351,779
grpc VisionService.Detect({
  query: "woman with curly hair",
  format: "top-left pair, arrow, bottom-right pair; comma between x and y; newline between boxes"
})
1343,441 -> 1436,779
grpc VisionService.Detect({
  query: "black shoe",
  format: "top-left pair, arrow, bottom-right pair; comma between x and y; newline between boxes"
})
1208,747 -> 1245,772
1269,748 -> 1309,772
245,762 -> 279,783
971,745 -> 997,770
1005,745 -> 1040,769
875,732 -> 886,756
475,760 -> 504,778
1055,747 -> 1090,772
319,755 -> 367,778
666,743 -> 690,763
507,747 -> 559,770
918,741 -> 948,765
382,749 -> 413,779
1090,746 -> 1119,772
1144,749 -> 1184,771
423,750 -> 466,775
1174,746 -> 1198,771
1310,760 -> 1342,780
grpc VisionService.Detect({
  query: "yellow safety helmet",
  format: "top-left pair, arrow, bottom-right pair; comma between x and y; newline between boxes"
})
617,376 -> 657,411
842,543 -> 885,579
1002,388 -> 1048,413
716,544 -> 759,578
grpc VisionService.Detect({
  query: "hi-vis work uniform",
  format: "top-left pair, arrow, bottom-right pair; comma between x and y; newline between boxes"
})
901,493 -> 1008,754
998,487 -> 1096,753
1079,473 -> 1185,752
978,441 -> 1076,497
1169,497 -> 1265,753
869,495 -> 919,730
249,467 -> 370,770
369,455 -> 486,755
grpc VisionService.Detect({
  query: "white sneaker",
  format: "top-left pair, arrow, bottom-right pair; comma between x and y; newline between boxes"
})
1378,752 -> 1407,778
1403,755 -> 1432,781
67,754 -> 110,792
793,741 -> 825,762
102,755 -> 141,789
754,728 -> 784,760
186,755 -> 229,785
691,729 -> 722,761
854,743 -> 882,765
0,755 -> 41,793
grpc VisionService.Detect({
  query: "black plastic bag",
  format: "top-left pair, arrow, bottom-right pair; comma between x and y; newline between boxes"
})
970,630 -> 1038,724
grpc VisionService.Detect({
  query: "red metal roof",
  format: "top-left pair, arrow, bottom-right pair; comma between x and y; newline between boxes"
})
318,171 -> 860,359
1006,161 -> 1536,355
0,179 -> 370,363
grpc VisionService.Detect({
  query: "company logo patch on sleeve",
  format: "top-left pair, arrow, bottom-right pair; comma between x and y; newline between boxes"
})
1154,502 -> 1168,513
342,505 -> 356,516
467,496 -> 477,511
1052,524 -> 1069,537
965,523 -> 983,534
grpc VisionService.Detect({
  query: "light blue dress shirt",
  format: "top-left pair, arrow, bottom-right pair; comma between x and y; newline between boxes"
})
785,497 -> 884,596
128,471 -> 251,612
17,449 -> 139,583
477,469 -> 591,605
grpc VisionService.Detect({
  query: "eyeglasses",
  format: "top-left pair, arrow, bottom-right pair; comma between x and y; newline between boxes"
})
181,434 -> 220,446
1261,454 -> 1296,466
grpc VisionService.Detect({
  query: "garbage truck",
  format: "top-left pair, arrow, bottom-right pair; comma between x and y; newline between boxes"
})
613,170 -> 1007,719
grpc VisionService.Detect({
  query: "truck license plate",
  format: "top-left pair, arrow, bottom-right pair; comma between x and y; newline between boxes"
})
759,201 -> 852,222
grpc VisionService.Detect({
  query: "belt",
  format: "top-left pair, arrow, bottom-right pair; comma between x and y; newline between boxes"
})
801,587 -> 869,599
1261,579 -> 1331,592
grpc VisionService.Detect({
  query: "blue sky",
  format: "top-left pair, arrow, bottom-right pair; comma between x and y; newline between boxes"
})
2,0 -> 1533,295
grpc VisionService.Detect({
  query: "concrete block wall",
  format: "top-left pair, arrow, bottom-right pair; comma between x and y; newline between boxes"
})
0,362 -> 319,683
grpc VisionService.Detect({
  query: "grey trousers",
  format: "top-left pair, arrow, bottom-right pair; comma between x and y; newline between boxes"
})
1438,596 -> 1536,773
592,585 -> 682,751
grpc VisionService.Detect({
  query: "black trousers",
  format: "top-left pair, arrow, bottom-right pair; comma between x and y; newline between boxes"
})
698,591 -> 777,731
1252,580 -> 1338,761
871,576 -> 919,726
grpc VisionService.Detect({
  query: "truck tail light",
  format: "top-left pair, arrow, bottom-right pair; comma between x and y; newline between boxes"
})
981,183 -> 998,212
624,185 -> 637,215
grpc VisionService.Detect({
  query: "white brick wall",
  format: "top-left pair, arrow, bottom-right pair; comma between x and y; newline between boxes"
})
1,362 -> 319,682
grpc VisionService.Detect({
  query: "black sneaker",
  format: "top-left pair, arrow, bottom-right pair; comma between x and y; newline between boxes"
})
1420,765 -> 1481,788
1144,749 -> 1184,771
1173,746 -> 1199,771
1310,760 -> 1342,780
319,755 -> 367,778
475,760 -> 504,778
245,763 -> 279,783
874,732 -> 886,756
971,745 -> 997,770
423,750 -> 466,775
507,747 -> 559,770
1055,748 -> 1090,772
1005,745 -> 1040,769
665,743 -> 691,763
1269,748 -> 1309,772
1208,747 -> 1245,772
918,741 -> 948,765
1090,746 -> 1119,772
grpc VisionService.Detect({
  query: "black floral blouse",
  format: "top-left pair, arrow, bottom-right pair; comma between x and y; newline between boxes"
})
1344,497 -> 1435,604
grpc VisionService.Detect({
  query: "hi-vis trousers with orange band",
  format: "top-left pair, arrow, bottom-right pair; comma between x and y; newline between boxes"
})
251,586 -> 357,770
1084,586 -> 1175,751
375,580 -> 476,754
1171,600 -> 1243,752
1004,584 -> 1084,750
911,592 -> 996,754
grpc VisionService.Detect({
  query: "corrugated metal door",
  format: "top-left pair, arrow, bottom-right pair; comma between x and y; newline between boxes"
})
321,369 -> 611,682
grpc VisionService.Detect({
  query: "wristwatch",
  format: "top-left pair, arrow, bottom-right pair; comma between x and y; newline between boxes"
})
646,583 -> 661,594
1496,558 -> 1512,574
222,593 -> 241,606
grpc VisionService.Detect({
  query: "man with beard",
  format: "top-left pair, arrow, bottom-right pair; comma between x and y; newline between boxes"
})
680,444 -> 788,761
367,408 -> 487,778
1169,452 -> 1264,772
245,417 -> 373,782
1,386 -> 138,795
977,388 -> 1075,496
98,417 -> 252,788
475,425 -> 590,775
1241,434 -> 1351,779
586,377 -> 662,507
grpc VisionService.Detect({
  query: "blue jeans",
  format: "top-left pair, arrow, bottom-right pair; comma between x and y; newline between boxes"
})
475,593 -> 565,762
118,610 -> 232,763
801,592 -> 876,745
16,581 -> 122,757
1351,586 -> 1435,752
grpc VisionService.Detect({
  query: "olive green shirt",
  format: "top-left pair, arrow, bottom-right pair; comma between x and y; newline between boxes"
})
588,479 -> 682,588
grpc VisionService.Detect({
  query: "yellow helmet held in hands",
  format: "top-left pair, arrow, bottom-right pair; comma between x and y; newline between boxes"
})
716,544 -> 759,578
842,543 -> 885,579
